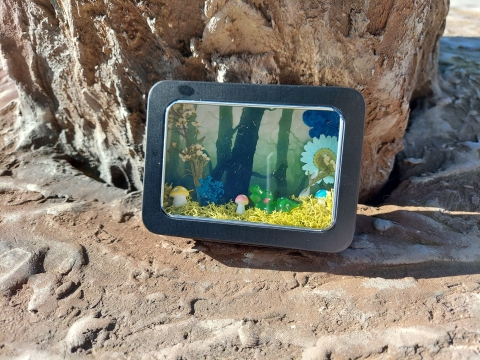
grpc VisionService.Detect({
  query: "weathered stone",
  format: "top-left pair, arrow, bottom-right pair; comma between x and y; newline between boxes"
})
63,313 -> 114,352
373,218 -> 393,231
27,272 -> 59,314
55,281 -> 75,299
0,63 -> 18,111
472,195 -> 480,206
0,246 -> 45,296
1,3 -> 479,360
238,321 -> 260,348
390,35 -> 480,211
0,60 -> 19,152
0,0 -> 448,199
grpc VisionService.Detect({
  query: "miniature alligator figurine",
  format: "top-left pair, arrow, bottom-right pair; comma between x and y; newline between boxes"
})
248,185 -> 300,214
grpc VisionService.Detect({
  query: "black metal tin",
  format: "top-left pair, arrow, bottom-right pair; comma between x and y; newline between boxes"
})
142,81 -> 365,252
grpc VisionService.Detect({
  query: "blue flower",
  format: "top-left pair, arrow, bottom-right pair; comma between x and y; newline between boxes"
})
302,110 -> 340,139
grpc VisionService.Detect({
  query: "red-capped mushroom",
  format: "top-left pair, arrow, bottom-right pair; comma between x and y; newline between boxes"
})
235,194 -> 249,215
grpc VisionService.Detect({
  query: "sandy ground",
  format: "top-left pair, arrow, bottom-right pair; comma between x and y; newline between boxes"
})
0,3 -> 480,360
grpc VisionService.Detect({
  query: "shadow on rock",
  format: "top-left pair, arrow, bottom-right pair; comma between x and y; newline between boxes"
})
197,204 -> 480,279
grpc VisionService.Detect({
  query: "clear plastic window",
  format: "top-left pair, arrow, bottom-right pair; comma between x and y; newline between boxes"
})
161,101 -> 344,231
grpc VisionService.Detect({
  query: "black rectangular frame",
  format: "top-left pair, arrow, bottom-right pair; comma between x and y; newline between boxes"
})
142,81 -> 365,253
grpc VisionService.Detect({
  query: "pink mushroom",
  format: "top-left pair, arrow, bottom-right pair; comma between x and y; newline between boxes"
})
235,195 -> 249,215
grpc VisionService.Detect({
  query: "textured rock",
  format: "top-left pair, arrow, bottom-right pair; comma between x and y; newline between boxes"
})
0,62 -> 18,111
302,322 -> 479,359
0,246 -> 46,295
373,217 -> 393,231
389,35 -> 480,211
0,0 -> 448,199
55,281 -> 75,299
1,147 -> 479,358
27,272 -> 59,314
238,321 -> 260,348
63,313 -> 114,352
0,59 -> 18,152
1,3 -> 479,360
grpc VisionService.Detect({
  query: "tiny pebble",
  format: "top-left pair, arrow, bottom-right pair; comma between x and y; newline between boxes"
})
471,195 -> 479,206
373,218 -> 393,231
55,281 -> 75,299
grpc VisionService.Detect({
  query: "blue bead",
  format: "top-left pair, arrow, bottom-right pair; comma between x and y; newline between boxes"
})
314,189 -> 328,198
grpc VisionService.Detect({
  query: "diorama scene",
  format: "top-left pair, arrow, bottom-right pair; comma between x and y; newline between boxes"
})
162,102 -> 343,230
1,1 -> 479,358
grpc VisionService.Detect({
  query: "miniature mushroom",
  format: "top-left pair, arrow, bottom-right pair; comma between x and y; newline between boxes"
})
235,194 -> 249,214
314,189 -> 328,205
169,186 -> 189,207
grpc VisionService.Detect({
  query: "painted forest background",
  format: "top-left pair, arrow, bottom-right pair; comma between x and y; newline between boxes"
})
164,103 -> 341,204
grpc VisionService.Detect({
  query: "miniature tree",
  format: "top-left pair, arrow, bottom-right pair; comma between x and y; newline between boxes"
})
167,103 -> 210,189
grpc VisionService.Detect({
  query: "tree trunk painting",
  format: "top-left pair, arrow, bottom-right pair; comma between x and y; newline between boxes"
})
224,107 -> 266,200
274,109 -> 293,198
210,106 -> 234,182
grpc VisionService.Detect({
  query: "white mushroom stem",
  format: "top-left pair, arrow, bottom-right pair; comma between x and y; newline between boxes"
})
172,195 -> 188,207
236,203 -> 246,215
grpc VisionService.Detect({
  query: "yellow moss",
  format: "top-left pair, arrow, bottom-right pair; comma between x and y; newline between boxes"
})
164,191 -> 335,230
163,183 -> 174,207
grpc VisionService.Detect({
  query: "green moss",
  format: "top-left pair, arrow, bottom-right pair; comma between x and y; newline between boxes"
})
163,183 -> 174,207
164,191 -> 334,230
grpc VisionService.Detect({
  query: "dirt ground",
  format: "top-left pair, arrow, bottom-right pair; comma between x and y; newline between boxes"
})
1,3 -> 480,360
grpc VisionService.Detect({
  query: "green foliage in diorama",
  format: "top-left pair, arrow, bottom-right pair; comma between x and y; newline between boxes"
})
248,184 -> 300,214
164,191 -> 334,230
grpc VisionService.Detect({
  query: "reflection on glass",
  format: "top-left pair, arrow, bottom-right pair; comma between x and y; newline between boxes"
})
162,101 -> 344,231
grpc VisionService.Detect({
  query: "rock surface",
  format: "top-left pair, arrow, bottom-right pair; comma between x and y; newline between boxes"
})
0,60 -> 18,152
0,159 -> 479,358
390,24 -> 480,214
0,2 -> 479,360
0,0 -> 449,199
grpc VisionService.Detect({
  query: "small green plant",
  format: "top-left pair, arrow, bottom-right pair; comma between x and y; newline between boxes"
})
248,185 -> 300,214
